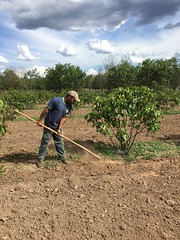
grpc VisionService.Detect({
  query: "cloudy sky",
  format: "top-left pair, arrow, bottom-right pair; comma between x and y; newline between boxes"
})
0,0 -> 180,75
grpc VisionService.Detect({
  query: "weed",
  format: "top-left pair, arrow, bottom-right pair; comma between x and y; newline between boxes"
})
44,160 -> 58,169
164,109 -> 180,115
127,140 -> 179,160
94,140 -> 179,161
69,154 -> 79,161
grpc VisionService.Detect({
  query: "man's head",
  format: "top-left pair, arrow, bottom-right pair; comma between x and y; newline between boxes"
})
65,90 -> 80,104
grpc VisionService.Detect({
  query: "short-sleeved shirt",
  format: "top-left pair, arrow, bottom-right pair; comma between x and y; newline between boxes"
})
44,97 -> 72,130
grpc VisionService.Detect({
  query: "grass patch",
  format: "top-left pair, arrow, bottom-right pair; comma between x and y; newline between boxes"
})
43,160 -> 58,169
94,143 -> 123,160
164,109 -> 180,115
70,114 -> 86,119
94,140 -> 179,161
125,140 -> 179,161
15,116 -> 39,121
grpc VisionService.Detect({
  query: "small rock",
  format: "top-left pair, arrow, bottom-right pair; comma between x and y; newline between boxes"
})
0,217 -> 8,222
20,195 -> 28,199
119,224 -> 126,230
166,199 -> 176,206
14,186 -> 20,191
146,197 -> 151,203
160,231 -> 169,239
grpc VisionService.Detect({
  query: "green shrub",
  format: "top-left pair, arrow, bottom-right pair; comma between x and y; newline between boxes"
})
85,87 -> 162,153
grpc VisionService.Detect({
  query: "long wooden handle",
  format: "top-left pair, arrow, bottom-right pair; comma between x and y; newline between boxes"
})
15,110 -> 101,159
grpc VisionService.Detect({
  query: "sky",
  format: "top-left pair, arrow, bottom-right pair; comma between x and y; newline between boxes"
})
0,0 -> 180,76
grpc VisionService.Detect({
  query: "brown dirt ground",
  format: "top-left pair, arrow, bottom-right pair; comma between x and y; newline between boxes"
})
0,106 -> 180,240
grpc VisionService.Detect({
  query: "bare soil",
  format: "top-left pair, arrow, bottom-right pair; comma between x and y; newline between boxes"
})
0,106 -> 180,240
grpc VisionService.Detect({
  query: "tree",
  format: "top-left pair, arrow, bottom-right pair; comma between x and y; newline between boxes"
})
85,87 -> 162,154
45,63 -> 86,91
0,99 -> 16,140
0,69 -> 22,90
22,68 -> 46,90
136,58 -> 177,89
106,61 -> 138,91
168,57 -> 180,90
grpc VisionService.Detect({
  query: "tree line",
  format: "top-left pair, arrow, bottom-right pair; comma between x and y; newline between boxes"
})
0,58 -> 179,92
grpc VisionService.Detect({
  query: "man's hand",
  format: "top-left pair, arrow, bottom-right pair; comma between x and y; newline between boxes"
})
57,128 -> 62,136
37,119 -> 43,127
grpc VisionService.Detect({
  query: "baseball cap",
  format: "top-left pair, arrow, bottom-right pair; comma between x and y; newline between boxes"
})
68,90 -> 80,102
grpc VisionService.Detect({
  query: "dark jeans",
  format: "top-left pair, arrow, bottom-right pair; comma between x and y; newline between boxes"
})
38,128 -> 65,161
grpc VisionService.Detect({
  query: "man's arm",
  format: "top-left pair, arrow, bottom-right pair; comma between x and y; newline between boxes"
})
56,117 -> 67,135
37,107 -> 49,126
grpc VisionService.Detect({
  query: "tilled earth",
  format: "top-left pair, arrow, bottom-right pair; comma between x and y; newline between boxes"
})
0,106 -> 179,240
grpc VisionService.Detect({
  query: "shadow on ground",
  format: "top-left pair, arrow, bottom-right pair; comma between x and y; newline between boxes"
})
158,134 -> 180,141
0,140 -> 103,164
0,152 -> 38,164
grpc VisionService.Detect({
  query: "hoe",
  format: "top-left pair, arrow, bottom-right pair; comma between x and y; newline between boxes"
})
15,110 -> 101,160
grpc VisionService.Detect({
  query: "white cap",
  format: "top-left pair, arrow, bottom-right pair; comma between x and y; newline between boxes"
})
68,91 -> 80,102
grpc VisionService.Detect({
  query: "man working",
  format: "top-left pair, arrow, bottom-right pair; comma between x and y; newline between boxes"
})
36,90 -> 80,167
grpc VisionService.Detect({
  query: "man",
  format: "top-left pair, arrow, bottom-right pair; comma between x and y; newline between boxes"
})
36,90 -> 80,167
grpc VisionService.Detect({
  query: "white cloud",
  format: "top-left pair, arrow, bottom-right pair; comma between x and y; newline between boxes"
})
120,49 -> 146,65
0,0 -> 126,31
0,55 -> 8,63
56,45 -> 77,57
32,65 -> 47,76
16,43 -> 39,61
125,55 -> 144,65
1,0 -> 180,31
13,65 -> 47,77
87,39 -> 114,54
86,68 -> 98,75
0,1 -> 179,72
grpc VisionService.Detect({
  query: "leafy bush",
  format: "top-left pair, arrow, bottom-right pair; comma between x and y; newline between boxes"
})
0,99 -> 16,140
85,87 -> 162,153
0,90 -> 56,140
155,89 -> 180,111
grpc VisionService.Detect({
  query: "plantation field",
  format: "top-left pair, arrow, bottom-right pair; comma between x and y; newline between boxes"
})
0,105 -> 180,240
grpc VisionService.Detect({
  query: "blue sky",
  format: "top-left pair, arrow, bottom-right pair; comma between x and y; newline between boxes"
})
0,0 -> 180,76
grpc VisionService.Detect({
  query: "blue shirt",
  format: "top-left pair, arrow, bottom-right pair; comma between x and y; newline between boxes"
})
44,97 -> 72,130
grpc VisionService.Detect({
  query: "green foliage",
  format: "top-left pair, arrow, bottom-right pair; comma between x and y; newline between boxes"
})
136,58 -> 180,89
85,87 -> 162,153
0,69 -> 22,90
155,89 -> 180,111
78,90 -> 107,106
0,90 -> 56,140
22,68 -> 47,90
46,63 -> 86,91
0,99 -> 6,139
102,57 -> 180,91
126,140 -> 179,161
1,90 -> 56,111
93,140 -> 179,161
0,59 -> 179,92
0,99 -> 16,140
107,61 -> 138,90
